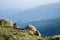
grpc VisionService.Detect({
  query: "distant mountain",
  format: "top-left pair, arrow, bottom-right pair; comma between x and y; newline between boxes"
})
20,18 -> 60,37
0,3 -> 60,23
14,3 -> 60,21
0,8 -> 22,22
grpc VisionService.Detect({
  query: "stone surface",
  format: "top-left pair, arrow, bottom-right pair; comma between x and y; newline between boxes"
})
25,24 -> 41,36
0,18 -> 13,27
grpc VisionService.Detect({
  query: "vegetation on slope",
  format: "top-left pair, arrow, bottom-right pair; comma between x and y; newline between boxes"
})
0,27 -> 43,40
0,19 -> 60,40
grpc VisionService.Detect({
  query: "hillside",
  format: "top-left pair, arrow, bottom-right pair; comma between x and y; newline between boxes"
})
0,19 -> 42,40
0,19 -> 60,40
21,18 -> 60,37
0,27 -> 42,40
1,27 -> 60,40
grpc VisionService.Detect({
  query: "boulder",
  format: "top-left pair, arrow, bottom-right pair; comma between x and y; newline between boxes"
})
25,24 -> 37,31
25,24 -> 41,36
0,18 -> 13,27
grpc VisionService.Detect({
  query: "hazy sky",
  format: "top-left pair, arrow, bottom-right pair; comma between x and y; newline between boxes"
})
0,0 -> 60,10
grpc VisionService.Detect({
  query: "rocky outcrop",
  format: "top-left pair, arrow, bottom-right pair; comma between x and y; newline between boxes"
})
13,23 -> 17,28
0,18 -> 41,37
25,24 -> 37,31
25,24 -> 41,36
0,18 -> 13,27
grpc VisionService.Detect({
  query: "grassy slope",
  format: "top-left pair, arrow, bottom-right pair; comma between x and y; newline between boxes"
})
0,27 -> 42,40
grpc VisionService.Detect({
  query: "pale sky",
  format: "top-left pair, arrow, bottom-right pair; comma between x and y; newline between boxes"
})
0,0 -> 60,10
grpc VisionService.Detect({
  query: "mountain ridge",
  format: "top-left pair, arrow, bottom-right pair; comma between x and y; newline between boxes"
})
0,3 -> 60,23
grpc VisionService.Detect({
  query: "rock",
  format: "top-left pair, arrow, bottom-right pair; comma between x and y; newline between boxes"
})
25,24 -> 37,31
13,23 -> 17,28
25,24 -> 41,36
7,20 -> 13,27
0,18 -> 13,27
34,31 -> 41,37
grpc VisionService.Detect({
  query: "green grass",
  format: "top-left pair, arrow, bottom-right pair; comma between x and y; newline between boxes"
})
0,27 -> 42,40
0,26 -> 60,40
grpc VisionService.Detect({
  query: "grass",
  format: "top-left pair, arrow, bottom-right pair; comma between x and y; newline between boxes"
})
0,26 -> 60,40
0,27 -> 42,40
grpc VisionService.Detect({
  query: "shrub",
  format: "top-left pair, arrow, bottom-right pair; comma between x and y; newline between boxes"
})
29,31 -> 34,36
